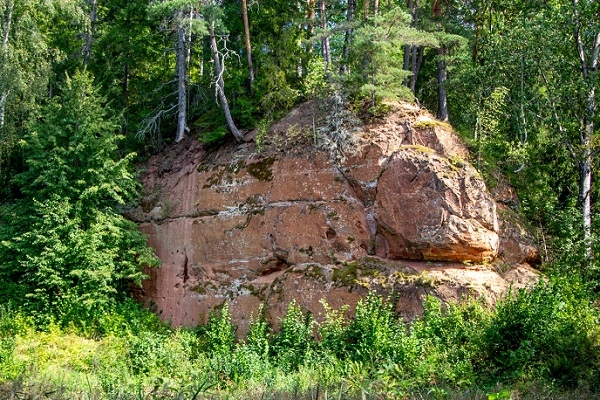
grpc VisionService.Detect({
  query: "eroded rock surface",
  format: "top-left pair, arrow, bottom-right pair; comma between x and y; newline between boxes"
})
130,102 -> 538,331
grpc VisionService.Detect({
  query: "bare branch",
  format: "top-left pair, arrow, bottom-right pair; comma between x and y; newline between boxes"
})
137,103 -> 177,142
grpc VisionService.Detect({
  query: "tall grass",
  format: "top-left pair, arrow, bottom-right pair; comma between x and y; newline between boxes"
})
0,278 -> 599,399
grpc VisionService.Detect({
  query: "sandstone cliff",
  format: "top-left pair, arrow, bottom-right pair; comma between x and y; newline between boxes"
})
129,102 -> 539,333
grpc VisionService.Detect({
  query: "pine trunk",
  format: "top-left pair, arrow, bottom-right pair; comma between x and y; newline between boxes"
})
319,0 -> 331,66
210,23 -> 244,142
241,0 -> 254,91
175,27 -> 187,142
307,0 -> 316,37
409,46 -> 423,93
341,0 -> 356,74
403,0 -> 418,90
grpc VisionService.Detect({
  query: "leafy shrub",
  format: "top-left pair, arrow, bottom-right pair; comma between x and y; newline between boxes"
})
0,307 -> 31,381
317,300 -> 348,359
244,306 -> 270,359
272,301 -> 314,371
482,277 -> 600,386
344,292 -> 404,364
204,303 -> 236,358
409,296 -> 489,387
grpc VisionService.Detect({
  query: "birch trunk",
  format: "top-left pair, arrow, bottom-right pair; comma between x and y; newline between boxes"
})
209,23 -> 244,142
0,0 -> 13,133
573,0 -> 598,261
175,27 -> 187,142
436,48 -> 448,121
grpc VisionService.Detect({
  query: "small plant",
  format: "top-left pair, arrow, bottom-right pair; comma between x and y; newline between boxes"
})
345,292 -> 403,364
205,303 -> 236,358
482,277 -> 600,385
318,300 -> 348,358
254,117 -> 272,153
272,300 -> 314,371
487,389 -> 512,400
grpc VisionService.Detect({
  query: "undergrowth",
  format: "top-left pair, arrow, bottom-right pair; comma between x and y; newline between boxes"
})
0,278 -> 599,399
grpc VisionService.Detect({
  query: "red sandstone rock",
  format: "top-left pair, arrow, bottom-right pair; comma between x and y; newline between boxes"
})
130,102 -> 538,331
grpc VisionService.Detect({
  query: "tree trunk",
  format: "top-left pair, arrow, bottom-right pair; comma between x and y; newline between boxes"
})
572,0 -> 598,261
307,0 -> 316,38
83,0 -> 97,66
403,45 -> 411,74
432,0 -> 448,121
241,0 -> 254,91
0,92 -> 7,132
578,68 -> 596,261
175,27 -> 187,142
409,46 -> 423,93
0,0 -> 13,133
436,47 -> 448,121
186,6 -> 193,69
340,0 -> 356,74
579,157 -> 592,259
319,0 -> 331,67
403,0 -> 418,89
1,0 -> 11,57
209,22 -> 244,142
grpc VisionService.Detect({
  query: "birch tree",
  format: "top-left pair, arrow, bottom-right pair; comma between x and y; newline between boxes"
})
0,0 -> 14,133
569,0 -> 598,261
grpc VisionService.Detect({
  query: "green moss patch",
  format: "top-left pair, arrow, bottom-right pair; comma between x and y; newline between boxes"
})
247,158 -> 275,181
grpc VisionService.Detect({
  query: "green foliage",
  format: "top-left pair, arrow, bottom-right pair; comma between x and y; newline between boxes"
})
0,291 -> 599,397
317,299 -> 348,358
351,6 -> 438,104
345,292 -> 403,364
272,300 -> 314,371
256,62 -> 300,120
482,277 -> 600,386
0,71 -> 158,323
245,305 -> 270,359
205,303 -> 236,358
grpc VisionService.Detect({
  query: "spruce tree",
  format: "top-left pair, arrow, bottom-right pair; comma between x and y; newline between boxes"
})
0,71 -> 158,322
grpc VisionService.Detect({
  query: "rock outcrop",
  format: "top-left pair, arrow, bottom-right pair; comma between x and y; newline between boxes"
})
130,102 -> 539,332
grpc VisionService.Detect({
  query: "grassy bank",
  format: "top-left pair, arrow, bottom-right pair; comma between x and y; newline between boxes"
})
0,277 -> 599,399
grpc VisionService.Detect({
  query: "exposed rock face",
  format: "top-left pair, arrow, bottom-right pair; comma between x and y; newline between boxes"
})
130,102 -> 538,331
